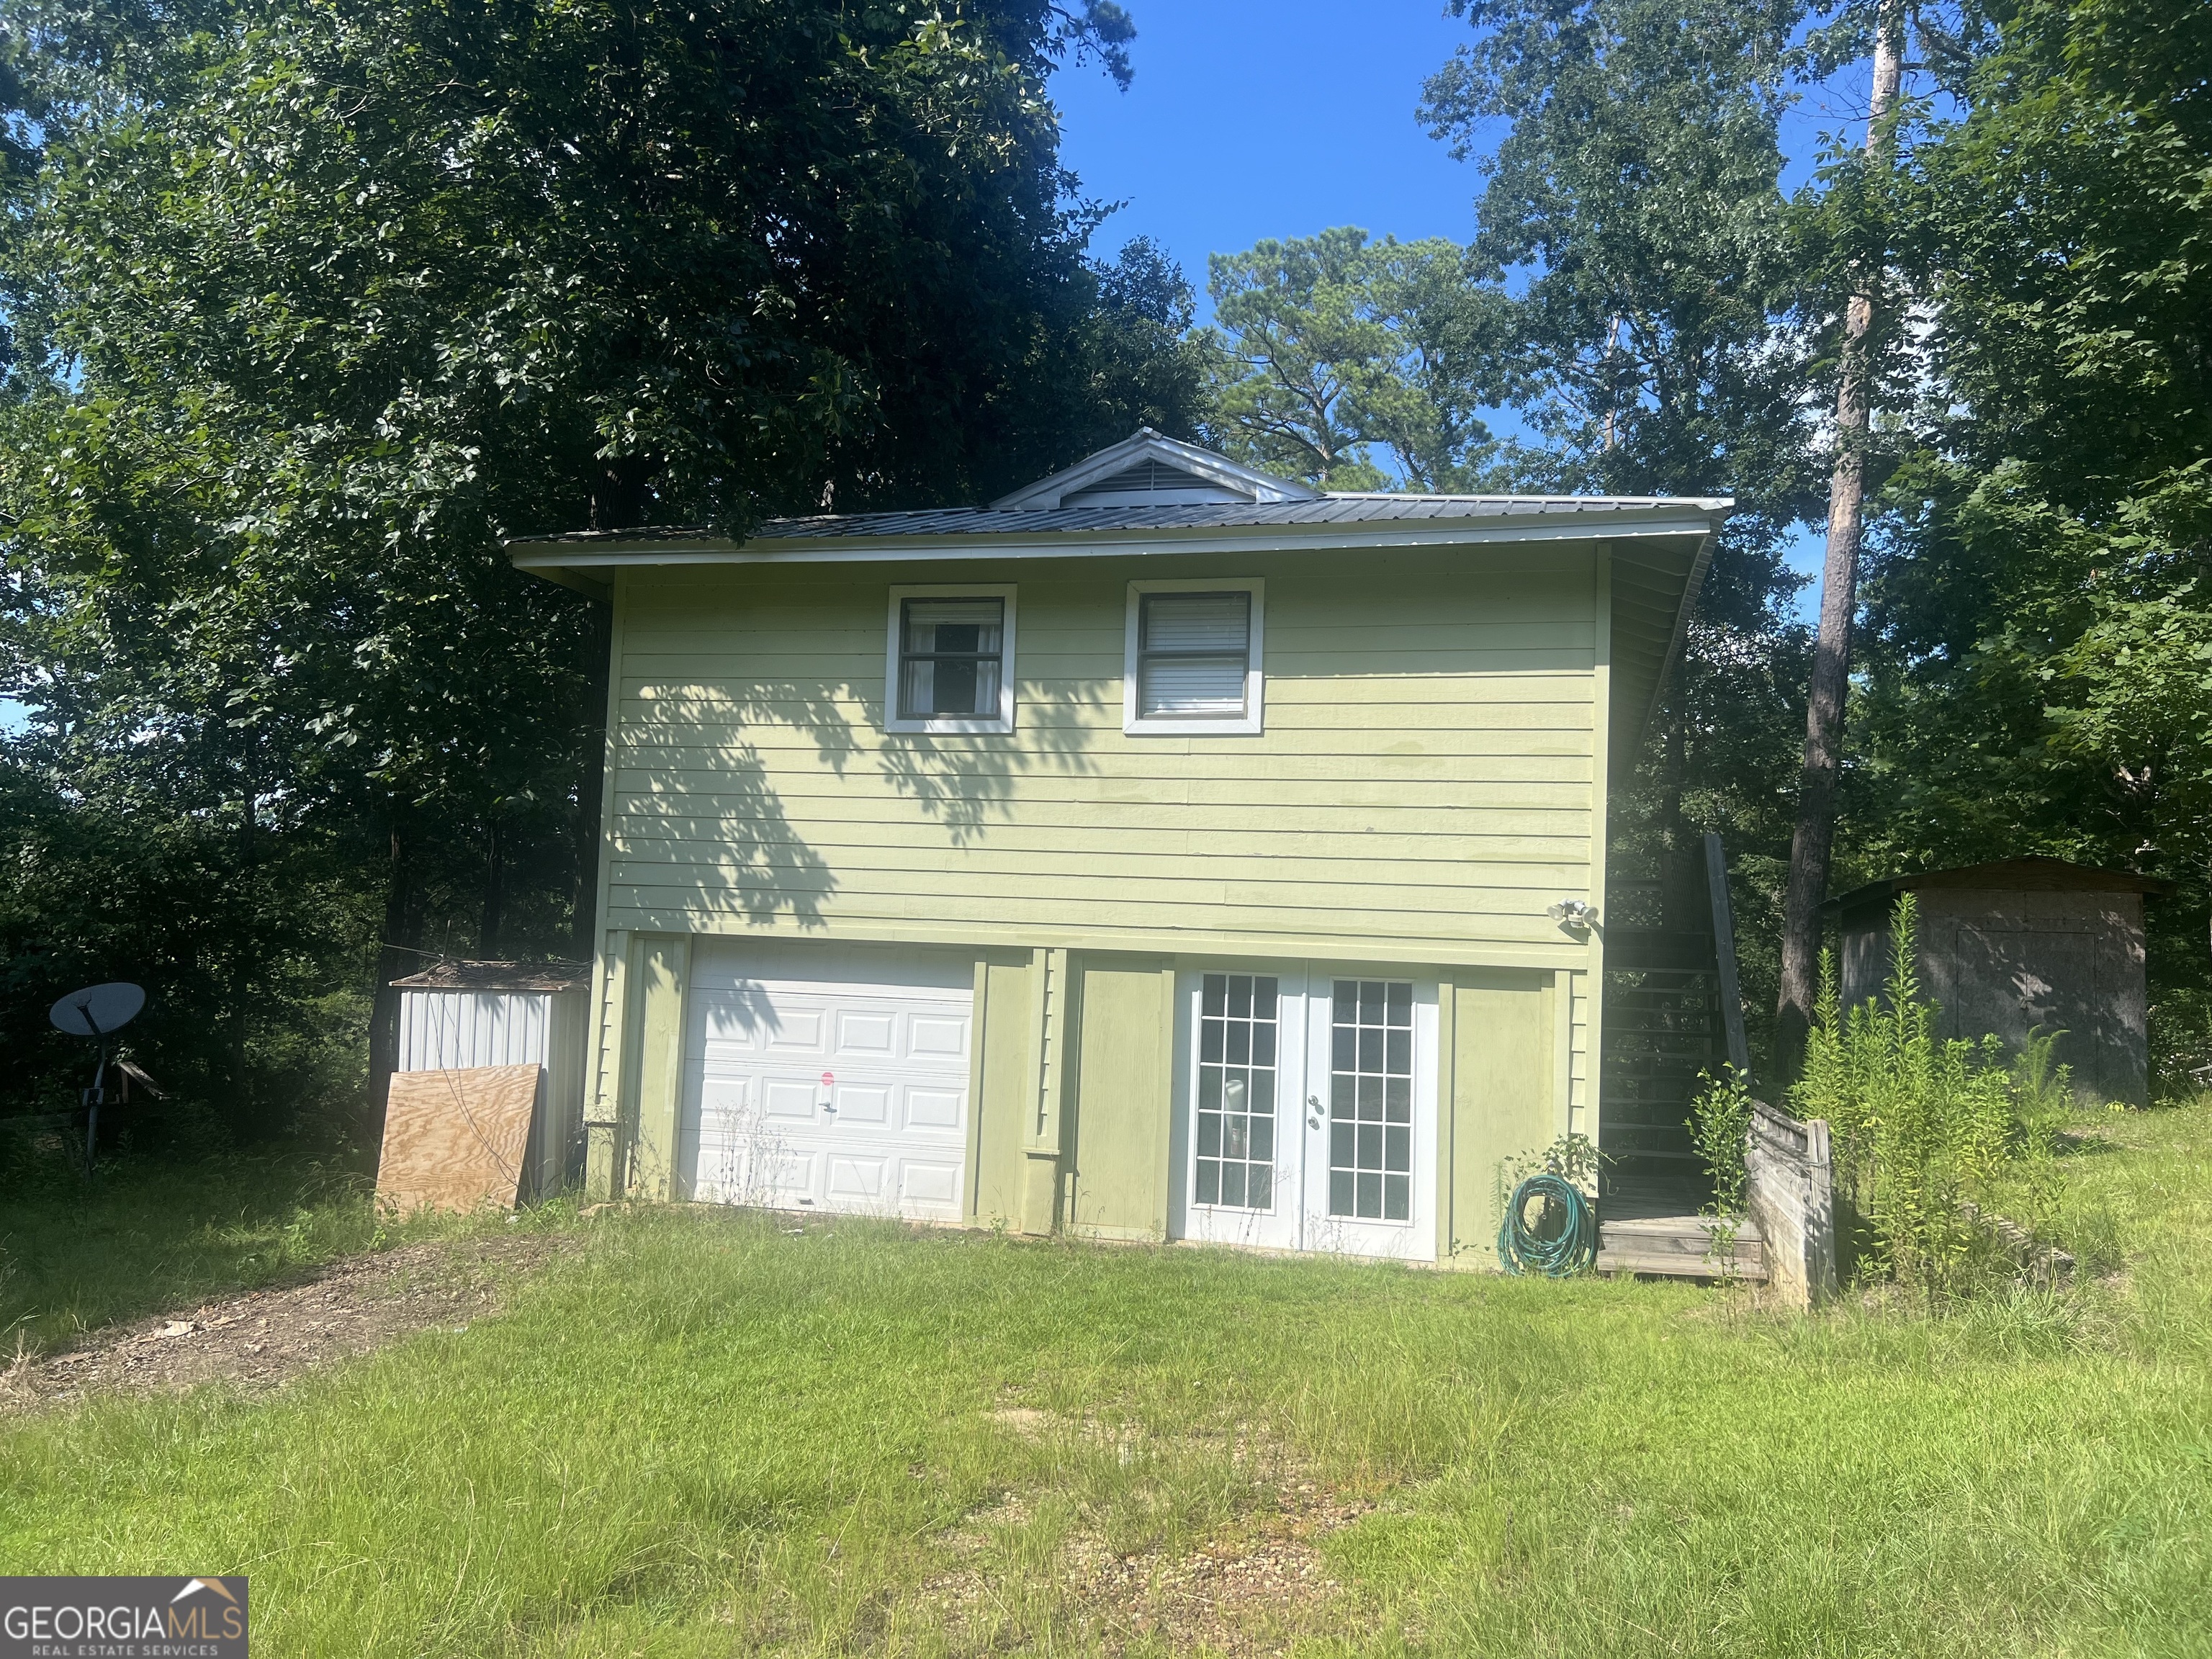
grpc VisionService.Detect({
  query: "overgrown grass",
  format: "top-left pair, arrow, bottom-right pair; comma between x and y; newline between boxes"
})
3,1102 -> 2210,1655
0,1151 -> 518,1355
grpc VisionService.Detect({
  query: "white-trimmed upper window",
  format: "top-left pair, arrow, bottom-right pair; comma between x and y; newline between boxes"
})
1124,578 -> 1264,735
886,584 -> 1017,734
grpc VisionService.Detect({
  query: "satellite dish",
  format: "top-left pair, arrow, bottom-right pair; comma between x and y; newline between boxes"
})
50,982 -> 146,1038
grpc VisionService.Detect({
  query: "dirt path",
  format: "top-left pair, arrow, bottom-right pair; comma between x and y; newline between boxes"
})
0,1233 -> 567,1415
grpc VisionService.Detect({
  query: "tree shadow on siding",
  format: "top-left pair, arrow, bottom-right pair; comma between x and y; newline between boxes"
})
871,687 -> 1101,845
616,741 -> 837,927
616,678 -> 1098,919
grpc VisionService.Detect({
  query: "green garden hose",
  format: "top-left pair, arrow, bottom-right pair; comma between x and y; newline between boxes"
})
1496,1173 -> 1599,1276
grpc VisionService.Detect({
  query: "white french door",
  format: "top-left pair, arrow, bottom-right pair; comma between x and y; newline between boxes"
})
1177,965 -> 1437,1261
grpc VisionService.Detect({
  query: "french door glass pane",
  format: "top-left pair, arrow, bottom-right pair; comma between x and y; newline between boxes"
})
1195,972 -> 1277,1210
1326,979 -> 1414,1221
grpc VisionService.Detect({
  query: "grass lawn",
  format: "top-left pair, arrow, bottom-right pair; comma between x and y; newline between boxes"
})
0,1152 -> 501,1355
3,1102 -> 2210,1657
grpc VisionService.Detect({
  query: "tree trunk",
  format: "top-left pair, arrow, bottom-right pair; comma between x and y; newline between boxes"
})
1775,6 -> 1905,1088
480,817 -> 504,957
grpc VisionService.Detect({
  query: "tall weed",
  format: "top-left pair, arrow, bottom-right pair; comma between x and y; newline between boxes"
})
1789,893 -> 2062,1297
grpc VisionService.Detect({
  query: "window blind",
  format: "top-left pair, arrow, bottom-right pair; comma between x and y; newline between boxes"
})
1138,592 -> 1249,717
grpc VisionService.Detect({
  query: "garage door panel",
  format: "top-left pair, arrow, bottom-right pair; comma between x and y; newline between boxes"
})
760,1076 -> 822,1121
834,1010 -> 897,1060
905,1086 -> 965,1131
827,1155 -> 889,1206
830,1080 -> 894,1125
899,1160 -> 962,1214
683,943 -> 974,1220
907,1014 -> 968,1064
756,1146 -> 817,1204
762,1009 -> 828,1053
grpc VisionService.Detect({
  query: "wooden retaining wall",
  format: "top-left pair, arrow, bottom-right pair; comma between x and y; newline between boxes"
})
1745,1100 -> 1838,1308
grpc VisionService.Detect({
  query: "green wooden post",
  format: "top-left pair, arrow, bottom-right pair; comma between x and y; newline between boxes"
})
628,933 -> 693,1201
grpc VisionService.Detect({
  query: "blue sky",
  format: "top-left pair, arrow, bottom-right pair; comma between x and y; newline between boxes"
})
1051,3 -> 1478,303
1051,1 -> 1873,298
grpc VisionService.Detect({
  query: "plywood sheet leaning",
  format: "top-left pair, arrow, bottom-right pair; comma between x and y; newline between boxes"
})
377,1064 -> 541,1215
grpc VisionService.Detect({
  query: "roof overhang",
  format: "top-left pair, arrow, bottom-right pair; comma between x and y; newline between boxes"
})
507,500 -> 1729,581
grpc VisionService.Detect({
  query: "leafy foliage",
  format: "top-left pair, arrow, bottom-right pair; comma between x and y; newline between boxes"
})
1845,0 -> 2212,1082
1201,228 -> 1508,490
0,0 -> 1191,1130
1791,895 -> 2067,1294
1689,1065 -> 1755,1220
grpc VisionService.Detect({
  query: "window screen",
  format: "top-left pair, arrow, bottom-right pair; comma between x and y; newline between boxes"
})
1327,979 -> 1413,1222
1138,591 -> 1249,718
898,598 -> 1004,720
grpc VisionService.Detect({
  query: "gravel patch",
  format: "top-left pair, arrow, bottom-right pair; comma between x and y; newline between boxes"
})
0,1233 -> 566,1414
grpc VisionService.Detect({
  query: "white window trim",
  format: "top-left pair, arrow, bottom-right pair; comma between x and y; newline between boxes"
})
1123,577 -> 1265,736
884,583 -> 1017,734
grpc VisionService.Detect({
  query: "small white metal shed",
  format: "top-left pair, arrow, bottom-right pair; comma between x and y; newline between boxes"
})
391,960 -> 591,1197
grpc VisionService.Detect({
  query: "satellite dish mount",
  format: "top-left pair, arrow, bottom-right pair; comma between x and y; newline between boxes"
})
49,982 -> 147,1175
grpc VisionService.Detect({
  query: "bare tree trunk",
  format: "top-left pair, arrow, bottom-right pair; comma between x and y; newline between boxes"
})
480,817 -> 504,957
1775,5 -> 1905,1088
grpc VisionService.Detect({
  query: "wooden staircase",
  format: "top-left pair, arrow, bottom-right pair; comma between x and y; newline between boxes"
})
1599,929 -> 1727,1193
1595,834 -> 1764,1282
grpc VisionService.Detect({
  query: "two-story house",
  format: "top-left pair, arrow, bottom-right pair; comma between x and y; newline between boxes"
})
511,430 -> 1723,1264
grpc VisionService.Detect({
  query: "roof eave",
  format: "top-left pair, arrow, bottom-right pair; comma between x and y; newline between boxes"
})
507,503 -> 1730,580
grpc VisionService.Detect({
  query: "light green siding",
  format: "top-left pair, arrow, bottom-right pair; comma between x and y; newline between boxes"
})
627,933 -> 691,1202
583,538 -> 1622,1230
1066,955 -> 1176,1241
603,544 -> 1601,966
1446,969 -> 1563,1266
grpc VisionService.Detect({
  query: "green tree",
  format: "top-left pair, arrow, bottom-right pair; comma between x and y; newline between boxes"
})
1424,0 -> 1823,1051
0,0 -> 1169,1130
1201,228 -> 1508,491
1848,0 -> 2212,1085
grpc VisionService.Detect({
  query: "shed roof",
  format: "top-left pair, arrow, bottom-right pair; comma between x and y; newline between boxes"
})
390,959 -> 591,992
1825,856 -> 2177,920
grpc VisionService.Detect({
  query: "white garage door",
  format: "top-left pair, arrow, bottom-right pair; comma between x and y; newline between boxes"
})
680,940 -> 973,1220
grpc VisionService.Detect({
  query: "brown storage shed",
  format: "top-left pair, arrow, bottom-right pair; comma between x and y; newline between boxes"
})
1826,858 -> 2172,1107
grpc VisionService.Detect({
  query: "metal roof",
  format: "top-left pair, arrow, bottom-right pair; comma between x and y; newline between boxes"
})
509,493 -> 1732,548
390,959 -> 592,992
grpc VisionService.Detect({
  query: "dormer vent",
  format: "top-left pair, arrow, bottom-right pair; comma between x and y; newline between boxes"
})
1062,457 -> 1256,508
992,428 -> 1320,511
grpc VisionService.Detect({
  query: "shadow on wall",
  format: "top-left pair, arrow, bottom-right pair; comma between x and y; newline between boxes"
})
614,678 -> 1103,922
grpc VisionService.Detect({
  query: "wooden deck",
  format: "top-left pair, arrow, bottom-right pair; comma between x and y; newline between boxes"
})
1597,1179 -> 1766,1281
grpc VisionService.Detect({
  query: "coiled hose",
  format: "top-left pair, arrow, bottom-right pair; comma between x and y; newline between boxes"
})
1496,1172 -> 1598,1276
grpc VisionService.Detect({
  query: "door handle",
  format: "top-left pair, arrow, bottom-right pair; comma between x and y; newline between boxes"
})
1306,1094 -> 1323,1129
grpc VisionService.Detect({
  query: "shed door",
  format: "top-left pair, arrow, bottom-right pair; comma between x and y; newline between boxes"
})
681,941 -> 973,1220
